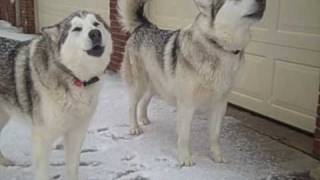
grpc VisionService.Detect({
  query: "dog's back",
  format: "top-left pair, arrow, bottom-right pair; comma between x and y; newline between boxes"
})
0,37 -> 31,108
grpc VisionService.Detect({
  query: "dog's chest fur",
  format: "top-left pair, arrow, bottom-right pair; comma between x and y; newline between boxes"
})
37,83 -> 100,130
174,33 -> 243,103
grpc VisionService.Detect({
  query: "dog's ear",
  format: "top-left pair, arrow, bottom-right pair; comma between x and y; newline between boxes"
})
193,0 -> 213,16
41,24 -> 60,43
94,14 -> 110,32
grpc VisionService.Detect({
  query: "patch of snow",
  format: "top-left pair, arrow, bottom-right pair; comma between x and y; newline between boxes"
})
0,74 -> 319,180
0,20 -> 36,41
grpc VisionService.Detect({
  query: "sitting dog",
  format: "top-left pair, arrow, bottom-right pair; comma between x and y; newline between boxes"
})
0,10 -> 112,180
119,0 -> 265,166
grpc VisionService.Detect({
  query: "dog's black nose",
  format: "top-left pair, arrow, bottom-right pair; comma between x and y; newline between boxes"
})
256,0 -> 266,12
256,0 -> 266,6
89,29 -> 102,45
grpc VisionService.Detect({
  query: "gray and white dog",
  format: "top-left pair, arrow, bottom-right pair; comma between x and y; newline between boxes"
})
0,11 -> 112,180
119,0 -> 265,166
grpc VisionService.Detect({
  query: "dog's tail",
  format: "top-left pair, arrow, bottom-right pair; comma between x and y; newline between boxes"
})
117,0 -> 151,33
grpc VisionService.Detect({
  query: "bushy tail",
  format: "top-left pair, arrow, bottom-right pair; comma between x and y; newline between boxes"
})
117,0 -> 150,33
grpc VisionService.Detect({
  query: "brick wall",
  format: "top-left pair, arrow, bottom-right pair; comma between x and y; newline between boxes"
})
20,0 -> 36,33
109,0 -> 128,72
314,93 -> 320,157
0,0 -> 16,26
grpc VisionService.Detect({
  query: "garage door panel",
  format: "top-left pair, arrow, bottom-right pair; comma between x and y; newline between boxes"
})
270,104 -> 316,132
233,54 -> 273,100
271,61 -> 319,116
252,0 -> 320,51
252,30 -> 320,52
247,42 -> 320,68
279,0 -> 320,35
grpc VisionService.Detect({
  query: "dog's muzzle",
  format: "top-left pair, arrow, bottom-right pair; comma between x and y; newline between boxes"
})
244,0 -> 266,19
86,29 -> 105,57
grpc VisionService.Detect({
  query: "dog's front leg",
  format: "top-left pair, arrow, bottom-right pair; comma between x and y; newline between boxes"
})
209,100 -> 227,163
64,121 -> 90,180
0,110 -> 14,166
32,127 -> 52,180
176,102 -> 195,167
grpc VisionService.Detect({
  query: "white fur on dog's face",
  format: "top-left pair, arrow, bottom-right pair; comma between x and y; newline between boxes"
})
195,0 -> 265,51
60,14 -> 112,81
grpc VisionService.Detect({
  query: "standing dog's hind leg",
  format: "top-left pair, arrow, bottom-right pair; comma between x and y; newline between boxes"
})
0,108 -> 14,167
128,87 -> 144,135
123,53 -> 146,135
138,89 -> 153,125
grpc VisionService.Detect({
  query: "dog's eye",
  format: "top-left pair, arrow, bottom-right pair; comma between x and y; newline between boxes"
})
93,22 -> 100,27
72,27 -> 82,32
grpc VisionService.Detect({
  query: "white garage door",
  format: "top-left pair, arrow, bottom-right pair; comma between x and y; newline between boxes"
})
148,0 -> 320,132
35,0 -> 110,30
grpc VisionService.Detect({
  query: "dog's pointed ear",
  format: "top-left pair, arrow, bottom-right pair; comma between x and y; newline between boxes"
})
94,14 -> 110,32
41,24 -> 60,42
193,0 -> 213,16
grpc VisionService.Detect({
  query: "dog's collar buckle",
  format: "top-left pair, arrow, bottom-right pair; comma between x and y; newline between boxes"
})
74,76 -> 100,88
206,37 -> 242,55
233,50 -> 241,55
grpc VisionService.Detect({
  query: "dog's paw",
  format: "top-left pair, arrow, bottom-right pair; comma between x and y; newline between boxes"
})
209,151 -> 226,163
141,118 -> 151,126
178,154 -> 194,167
0,156 -> 15,167
178,158 -> 194,167
130,127 -> 143,136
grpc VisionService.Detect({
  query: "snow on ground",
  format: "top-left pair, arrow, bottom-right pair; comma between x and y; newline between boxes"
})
0,74 -> 318,180
0,20 -> 36,41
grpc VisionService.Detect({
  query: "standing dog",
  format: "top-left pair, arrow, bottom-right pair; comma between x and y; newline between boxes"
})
0,11 -> 112,180
119,0 -> 265,166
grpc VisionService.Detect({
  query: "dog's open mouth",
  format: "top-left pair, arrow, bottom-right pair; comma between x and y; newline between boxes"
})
244,9 -> 265,19
244,3 -> 266,19
86,45 -> 105,57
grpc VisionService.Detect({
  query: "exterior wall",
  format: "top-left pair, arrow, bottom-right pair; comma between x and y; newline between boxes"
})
20,0 -> 36,33
147,0 -> 197,29
0,0 -> 17,26
314,93 -> 320,157
36,0 -> 110,30
109,0 -> 128,71
0,0 -> 36,33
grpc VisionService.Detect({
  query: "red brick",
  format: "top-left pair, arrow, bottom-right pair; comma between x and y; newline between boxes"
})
113,39 -> 127,47
112,33 -> 129,41
110,58 -> 122,64
110,8 -> 118,15
314,139 -> 320,156
315,128 -> 320,139
110,0 -> 127,72
107,64 -> 120,72
108,61 -> 121,70
110,60 -> 123,66
110,14 -> 118,21
113,46 -> 125,53
317,116 -> 320,128
111,27 -> 123,33
20,0 -> 36,33
110,1 -> 117,9
112,52 -> 124,58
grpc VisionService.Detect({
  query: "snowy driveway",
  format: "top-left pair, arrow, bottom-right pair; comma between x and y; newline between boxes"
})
0,74 -> 319,180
